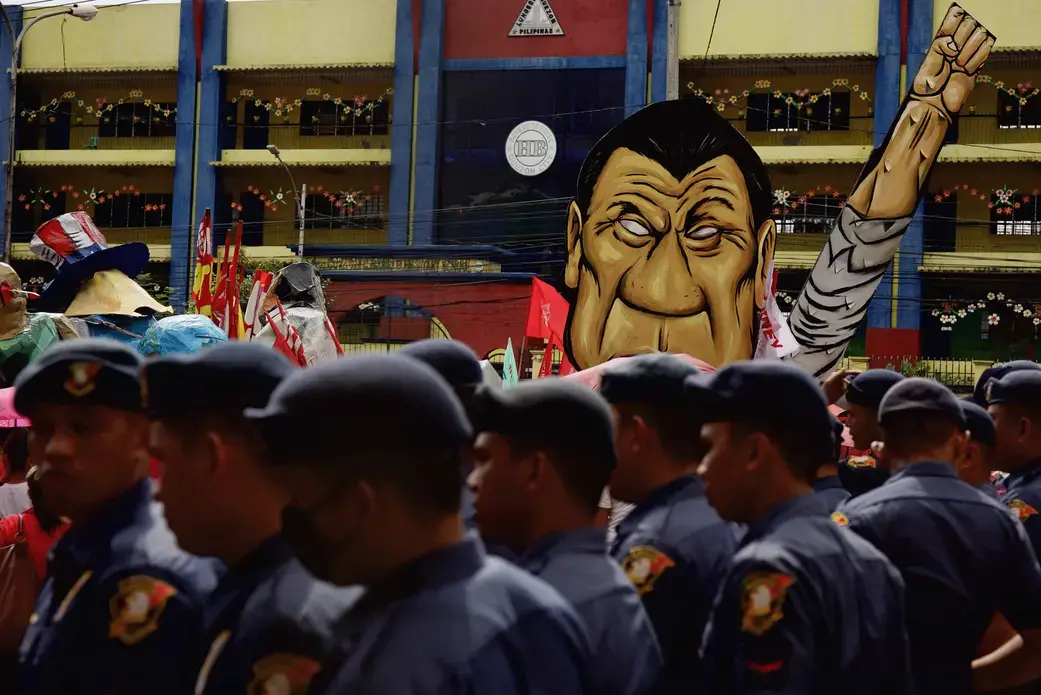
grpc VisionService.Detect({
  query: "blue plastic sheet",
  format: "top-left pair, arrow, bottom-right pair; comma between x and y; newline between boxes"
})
137,315 -> 228,356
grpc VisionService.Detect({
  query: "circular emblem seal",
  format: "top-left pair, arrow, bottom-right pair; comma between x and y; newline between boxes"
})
505,120 -> 557,177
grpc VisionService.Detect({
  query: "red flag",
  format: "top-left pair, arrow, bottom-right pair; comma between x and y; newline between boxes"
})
525,278 -> 569,340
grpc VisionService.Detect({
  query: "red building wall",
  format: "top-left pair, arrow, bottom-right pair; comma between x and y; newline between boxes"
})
444,0 -> 629,59
326,279 -> 532,360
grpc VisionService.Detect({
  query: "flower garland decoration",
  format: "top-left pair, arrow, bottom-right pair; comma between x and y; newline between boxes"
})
930,292 -> 1041,331
973,77 -> 1040,108
771,185 -> 846,217
231,184 -> 378,214
20,90 -> 176,123
229,87 -> 393,124
686,79 -> 872,118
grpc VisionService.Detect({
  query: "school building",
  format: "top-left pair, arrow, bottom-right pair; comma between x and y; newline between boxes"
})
1,0 -> 1039,375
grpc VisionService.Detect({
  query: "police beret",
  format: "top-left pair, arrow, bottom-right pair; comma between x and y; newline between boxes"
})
141,342 -> 295,421
14,338 -> 143,414
472,379 -> 615,466
599,353 -> 700,406
986,369 -> 1041,409
397,340 -> 483,390
842,370 -> 905,410
245,354 -> 472,458
686,360 -> 833,439
959,399 -> 995,447
878,378 -> 966,429
973,360 -> 1041,406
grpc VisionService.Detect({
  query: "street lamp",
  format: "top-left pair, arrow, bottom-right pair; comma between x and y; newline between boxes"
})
0,3 -> 98,263
266,144 -> 306,260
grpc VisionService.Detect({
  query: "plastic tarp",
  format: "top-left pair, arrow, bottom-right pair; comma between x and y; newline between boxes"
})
138,314 -> 230,356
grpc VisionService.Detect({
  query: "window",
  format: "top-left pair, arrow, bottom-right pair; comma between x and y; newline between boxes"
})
98,103 -> 176,138
304,193 -> 384,230
992,192 -> 1041,235
773,194 -> 847,234
924,191 -> 957,252
93,193 -> 173,228
997,90 -> 1041,129
747,91 -> 850,132
299,100 -> 390,137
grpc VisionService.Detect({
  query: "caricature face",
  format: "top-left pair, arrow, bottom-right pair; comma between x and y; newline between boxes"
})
564,151 -> 775,370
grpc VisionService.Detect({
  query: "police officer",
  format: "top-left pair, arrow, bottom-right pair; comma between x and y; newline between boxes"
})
469,379 -> 662,695
837,369 -> 904,496
142,342 -> 359,695
244,354 -> 594,693
812,415 -> 851,512
691,360 -> 911,694
835,377 -> 1041,693
14,339 -> 220,695
958,398 -> 1000,498
598,353 -> 737,693
398,339 -> 484,534
988,370 -> 1041,559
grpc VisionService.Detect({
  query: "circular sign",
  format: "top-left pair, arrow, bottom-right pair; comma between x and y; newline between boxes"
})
505,120 -> 557,177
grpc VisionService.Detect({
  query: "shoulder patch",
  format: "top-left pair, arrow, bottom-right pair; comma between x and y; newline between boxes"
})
1008,499 -> 1039,523
846,455 -> 876,469
741,572 -> 795,636
248,654 -> 322,695
108,575 -> 178,646
830,512 -> 849,526
620,545 -> 675,596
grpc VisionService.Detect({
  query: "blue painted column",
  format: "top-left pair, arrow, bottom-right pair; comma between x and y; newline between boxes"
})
896,0 -> 933,331
0,6 -> 23,260
865,0 -> 902,330
649,0 -> 668,103
412,0 -> 445,245
171,0 -> 200,311
624,0 -> 649,115
388,0 -> 416,245
192,0 -> 228,261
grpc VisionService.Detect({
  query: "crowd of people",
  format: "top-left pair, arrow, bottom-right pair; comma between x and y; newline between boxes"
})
0,335 -> 1040,694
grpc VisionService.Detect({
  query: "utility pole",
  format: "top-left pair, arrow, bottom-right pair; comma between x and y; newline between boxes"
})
666,0 -> 681,100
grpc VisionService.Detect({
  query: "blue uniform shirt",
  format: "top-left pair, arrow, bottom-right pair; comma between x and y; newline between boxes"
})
610,475 -> 737,693
836,461 -> 1041,695
190,535 -> 361,695
518,527 -> 663,695
812,475 -> 851,512
701,494 -> 912,695
1000,460 -> 1041,560
313,537 -> 593,695
20,480 -> 221,695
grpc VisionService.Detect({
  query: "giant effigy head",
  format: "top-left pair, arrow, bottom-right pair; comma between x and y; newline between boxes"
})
563,97 -> 775,371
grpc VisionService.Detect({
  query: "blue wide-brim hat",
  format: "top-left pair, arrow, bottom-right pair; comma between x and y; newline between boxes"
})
30,212 -> 150,313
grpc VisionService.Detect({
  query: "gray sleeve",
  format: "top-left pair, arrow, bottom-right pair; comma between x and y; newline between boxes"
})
782,206 -> 912,378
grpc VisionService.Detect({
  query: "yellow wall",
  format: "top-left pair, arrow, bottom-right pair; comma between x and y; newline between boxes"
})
20,4 -> 179,71
220,167 -> 391,247
682,68 -> 876,147
13,167 -> 174,245
225,0 -> 396,67
680,0 -> 879,58
933,0 -> 1041,50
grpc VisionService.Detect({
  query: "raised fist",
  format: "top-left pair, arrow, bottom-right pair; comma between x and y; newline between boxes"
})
912,3 -> 994,115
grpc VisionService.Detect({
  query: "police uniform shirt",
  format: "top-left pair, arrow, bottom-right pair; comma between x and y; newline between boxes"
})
518,527 -> 662,695
191,535 -> 361,695
611,475 -> 737,693
313,538 -> 593,695
20,480 -> 221,695
701,494 -> 912,695
835,462 -> 1041,695
812,475 -> 851,513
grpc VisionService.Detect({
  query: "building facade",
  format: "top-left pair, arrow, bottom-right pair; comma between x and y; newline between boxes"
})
2,0 -> 1039,366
